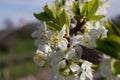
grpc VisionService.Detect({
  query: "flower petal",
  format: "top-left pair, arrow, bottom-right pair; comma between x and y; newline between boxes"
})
70,63 -> 80,73
59,24 -> 66,37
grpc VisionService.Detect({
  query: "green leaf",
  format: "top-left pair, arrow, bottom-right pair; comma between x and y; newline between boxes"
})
88,15 -> 104,20
44,4 -> 56,19
55,1 -> 64,14
72,1 -> 80,15
96,35 -> 120,59
81,2 -> 88,17
46,21 -> 61,31
88,0 -> 99,15
65,11 -> 70,27
108,20 -> 120,36
104,20 -> 120,36
58,9 -> 70,27
74,15 -> 83,20
59,10 -> 67,26
34,12 -> 51,21
86,0 -> 99,19
65,11 -> 70,37
104,21 -> 117,35
113,61 -> 120,74
52,4 -> 57,15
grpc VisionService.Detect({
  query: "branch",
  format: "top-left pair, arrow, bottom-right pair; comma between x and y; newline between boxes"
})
69,20 -> 102,64
70,20 -> 86,36
80,45 -> 102,64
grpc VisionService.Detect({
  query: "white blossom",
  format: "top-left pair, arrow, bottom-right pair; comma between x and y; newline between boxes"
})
65,0 -> 74,18
95,22 -> 108,38
96,0 -> 110,15
38,44 -> 52,54
80,61 -> 93,80
31,22 -> 49,47
32,0 -> 111,80
34,49 -> 47,67
31,22 -> 47,39
63,68 -> 71,76
70,63 -> 81,73
59,60 -> 67,69
116,75 -> 120,80
50,65 -> 65,80
100,54 -> 114,80
88,29 -> 99,48
85,21 -> 108,48
65,48 -> 76,59
50,25 -> 68,51
72,34 -> 92,48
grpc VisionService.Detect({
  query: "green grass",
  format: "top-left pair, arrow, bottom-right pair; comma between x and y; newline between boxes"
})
0,61 -> 37,80
0,38 -> 36,56
9,61 -> 37,80
0,36 -> 38,80
14,38 -> 36,55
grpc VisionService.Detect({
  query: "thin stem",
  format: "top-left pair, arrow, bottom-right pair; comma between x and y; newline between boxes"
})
66,24 -> 70,37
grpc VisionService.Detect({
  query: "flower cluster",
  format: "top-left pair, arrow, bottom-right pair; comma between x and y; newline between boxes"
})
32,0 -> 111,80
32,22 -> 93,80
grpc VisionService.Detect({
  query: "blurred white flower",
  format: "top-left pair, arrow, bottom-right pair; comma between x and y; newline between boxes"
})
85,21 -> 108,48
80,61 -> 93,80
31,22 -> 49,47
57,38 -> 68,51
50,65 -> 66,80
95,22 -> 108,38
65,0 -> 74,18
70,63 -> 81,73
65,48 -> 76,59
31,22 -> 47,39
88,29 -> 99,48
100,54 -> 114,80
34,49 -> 47,67
96,0 -> 110,15
38,44 -> 52,54
63,68 -> 71,76
72,34 -> 92,48
50,24 -> 68,51
116,75 -> 120,80
59,60 -> 67,69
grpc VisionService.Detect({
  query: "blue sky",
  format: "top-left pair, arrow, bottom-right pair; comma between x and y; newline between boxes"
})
0,0 -> 120,29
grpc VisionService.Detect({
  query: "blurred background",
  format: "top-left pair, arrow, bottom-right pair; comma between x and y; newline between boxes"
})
0,0 -> 120,80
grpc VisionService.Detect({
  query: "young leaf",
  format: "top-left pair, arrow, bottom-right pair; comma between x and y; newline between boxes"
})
59,9 -> 67,26
104,20 -> 120,36
34,12 -> 51,21
88,0 -> 99,15
96,35 -> 120,59
74,15 -> 83,20
58,9 -> 70,27
65,11 -> 70,27
81,2 -> 88,17
88,15 -> 104,20
113,61 -> 120,74
46,21 -> 61,31
44,4 -> 56,19
65,11 -> 70,37
108,20 -> 120,36
87,0 -> 99,19
72,1 -> 80,15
